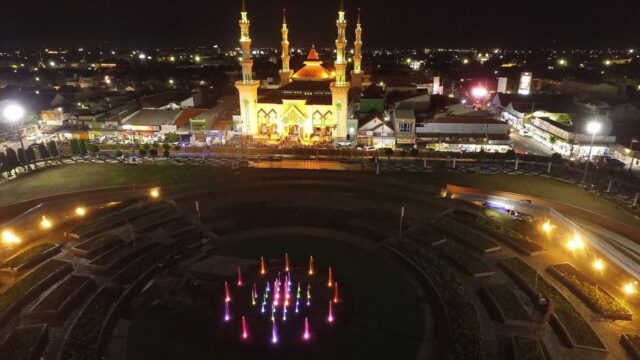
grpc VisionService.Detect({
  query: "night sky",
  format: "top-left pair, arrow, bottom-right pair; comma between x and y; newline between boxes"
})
1,0 -> 638,49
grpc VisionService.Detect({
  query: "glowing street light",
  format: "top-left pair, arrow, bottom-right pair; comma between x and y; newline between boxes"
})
75,207 -> 87,216
40,216 -> 53,229
566,234 -> 584,251
149,188 -> 161,199
557,58 -> 567,66
3,102 -> 29,172
593,259 -> 605,271
471,87 -> 488,98
623,282 -> 637,295
1,229 -> 21,245
582,120 -> 602,183
541,220 -> 552,248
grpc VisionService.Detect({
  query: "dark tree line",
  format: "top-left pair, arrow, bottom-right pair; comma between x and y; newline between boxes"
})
0,141 -> 59,178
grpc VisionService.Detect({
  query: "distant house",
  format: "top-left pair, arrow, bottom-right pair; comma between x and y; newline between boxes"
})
393,109 -> 416,146
357,112 -> 395,148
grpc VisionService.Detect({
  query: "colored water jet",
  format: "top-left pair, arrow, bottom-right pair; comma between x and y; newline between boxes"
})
224,281 -> 231,302
306,284 -> 311,306
285,253 -> 290,272
327,301 -> 334,323
237,266 -> 243,286
308,256 -> 314,275
271,319 -> 279,344
333,281 -> 339,303
327,267 -> 333,287
260,256 -> 266,275
241,316 -> 249,339
295,298 -> 300,313
224,301 -> 231,322
303,317 -> 310,340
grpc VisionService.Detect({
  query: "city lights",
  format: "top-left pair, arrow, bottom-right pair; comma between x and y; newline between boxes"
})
623,282 -> 637,295
593,259 -> 604,271
557,58 -> 567,66
3,104 -> 25,122
40,216 -> 53,229
542,220 -> 552,234
149,188 -> 161,199
471,87 -> 488,98
75,207 -> 87,216
566,234 -> 584,251
1,229 -> 21,245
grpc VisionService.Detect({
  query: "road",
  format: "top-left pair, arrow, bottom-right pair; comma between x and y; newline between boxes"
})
510,131 -> 554,156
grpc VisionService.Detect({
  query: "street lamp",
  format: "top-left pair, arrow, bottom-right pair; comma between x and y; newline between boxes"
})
581,121 -> 602,183
541,220 -> 552,248
2,103 -> 29,172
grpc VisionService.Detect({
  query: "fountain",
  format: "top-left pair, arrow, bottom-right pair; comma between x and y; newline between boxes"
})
308,256 -> 314,275
327,301 -> 334,323
333,282 -> 339,304
241,316 -> 249,339
224,281 -> 231,303
285,253 -> 290,272
224,301 -> 231,322
237,266 -> 243,286
303,317 -> 311,340
260,256 -> 266,275
327,267 -> 333,287
271,319 -> 279,344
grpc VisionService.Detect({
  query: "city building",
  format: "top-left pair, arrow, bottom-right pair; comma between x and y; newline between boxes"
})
234,2 -> 364,144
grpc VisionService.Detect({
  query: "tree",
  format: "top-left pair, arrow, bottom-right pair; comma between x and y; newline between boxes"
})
115,149 -> 123,158
174,144 -> 182,151
555,114 -> 572,125
17,148 -> 27,165
550,152 -> 563,164
37,143 -> 50,160
69,139 -> 79,155
79,140 -> 88,156
5,147 -> 19,175
26,147 -> 36,165
0,152 -> 7,177
152,142 -> 159,149
164,132 -> 180,143
88,144 -> 100,155
162,143 -> 170,151
149,148 -> 158,158
142,143 -> 151,151
139,148 -> 147,157
163,149 -> 170,158
549,135 -> 559,146
384,148 -> 394,160
47,141 -> 59,157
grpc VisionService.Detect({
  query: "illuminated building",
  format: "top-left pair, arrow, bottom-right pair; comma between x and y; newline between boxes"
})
234,1 -> 363,144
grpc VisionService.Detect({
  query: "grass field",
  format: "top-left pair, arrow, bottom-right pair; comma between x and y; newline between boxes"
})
126,235 -> 426,360
1,163 -> 637,227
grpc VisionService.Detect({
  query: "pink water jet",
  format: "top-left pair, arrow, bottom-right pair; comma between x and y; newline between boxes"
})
285,253 -> 290,272
224,281 -> 231,302
241,316 -> 249,339
271,319 -> 279,344
224,301 -> 231,322
303,317 -> 311,340
237,266 -> 243,286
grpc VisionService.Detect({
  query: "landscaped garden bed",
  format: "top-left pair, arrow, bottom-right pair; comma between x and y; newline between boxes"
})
28,275 -> 96,325
499,257 -> 606,351
479,284 -> 532,325
621,334 -> 640,360
433,217 -> 501,253
59,284 -> 124,360
71,233 -> 123,259
67,201 -> 170,240
1,243 -> 61,272
442,247 -> 495,277
547,263 -> 631,320
0,324 -> 49,360
87,240 -> 157,275
510,335 -> 552,360
449,209 -> 544,256
0,259 -> 73,327
403,225 -> 447,246
389,239 -> 484,360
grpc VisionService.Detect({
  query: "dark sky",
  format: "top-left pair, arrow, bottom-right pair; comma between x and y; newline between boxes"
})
1,0 -> 639,49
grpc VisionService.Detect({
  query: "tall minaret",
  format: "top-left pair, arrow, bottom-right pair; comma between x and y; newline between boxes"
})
350,8 -> 363,89
330,0 -> 350,140
235,0 -> 260,137
279,9 -> 293,86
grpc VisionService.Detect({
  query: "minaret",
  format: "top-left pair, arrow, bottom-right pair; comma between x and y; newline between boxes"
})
330,0 -> 350,140
350,8 -> 363,89
279,9 -> 293,86
235,0 -> 260,137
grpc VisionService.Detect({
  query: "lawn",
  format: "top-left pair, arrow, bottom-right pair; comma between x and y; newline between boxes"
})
1,164 -> 637,229
126,235 -> 426,360
426,172 -> 640,227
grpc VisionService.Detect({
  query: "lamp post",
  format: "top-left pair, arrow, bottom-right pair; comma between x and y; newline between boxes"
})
581,121 -> 601,183
629,139 -> 638,173
3,103 -> 29,172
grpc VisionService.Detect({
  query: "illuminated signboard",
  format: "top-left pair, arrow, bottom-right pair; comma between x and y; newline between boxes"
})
518,72 -> 532,95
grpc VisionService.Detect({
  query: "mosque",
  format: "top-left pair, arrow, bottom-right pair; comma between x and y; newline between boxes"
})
235,1 -> 364,144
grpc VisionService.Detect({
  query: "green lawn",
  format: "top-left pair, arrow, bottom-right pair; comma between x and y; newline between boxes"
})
0,164 -> 229,206
126,235 -> 426,360
425,172 -> 640,228
1,164 -> 637,228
